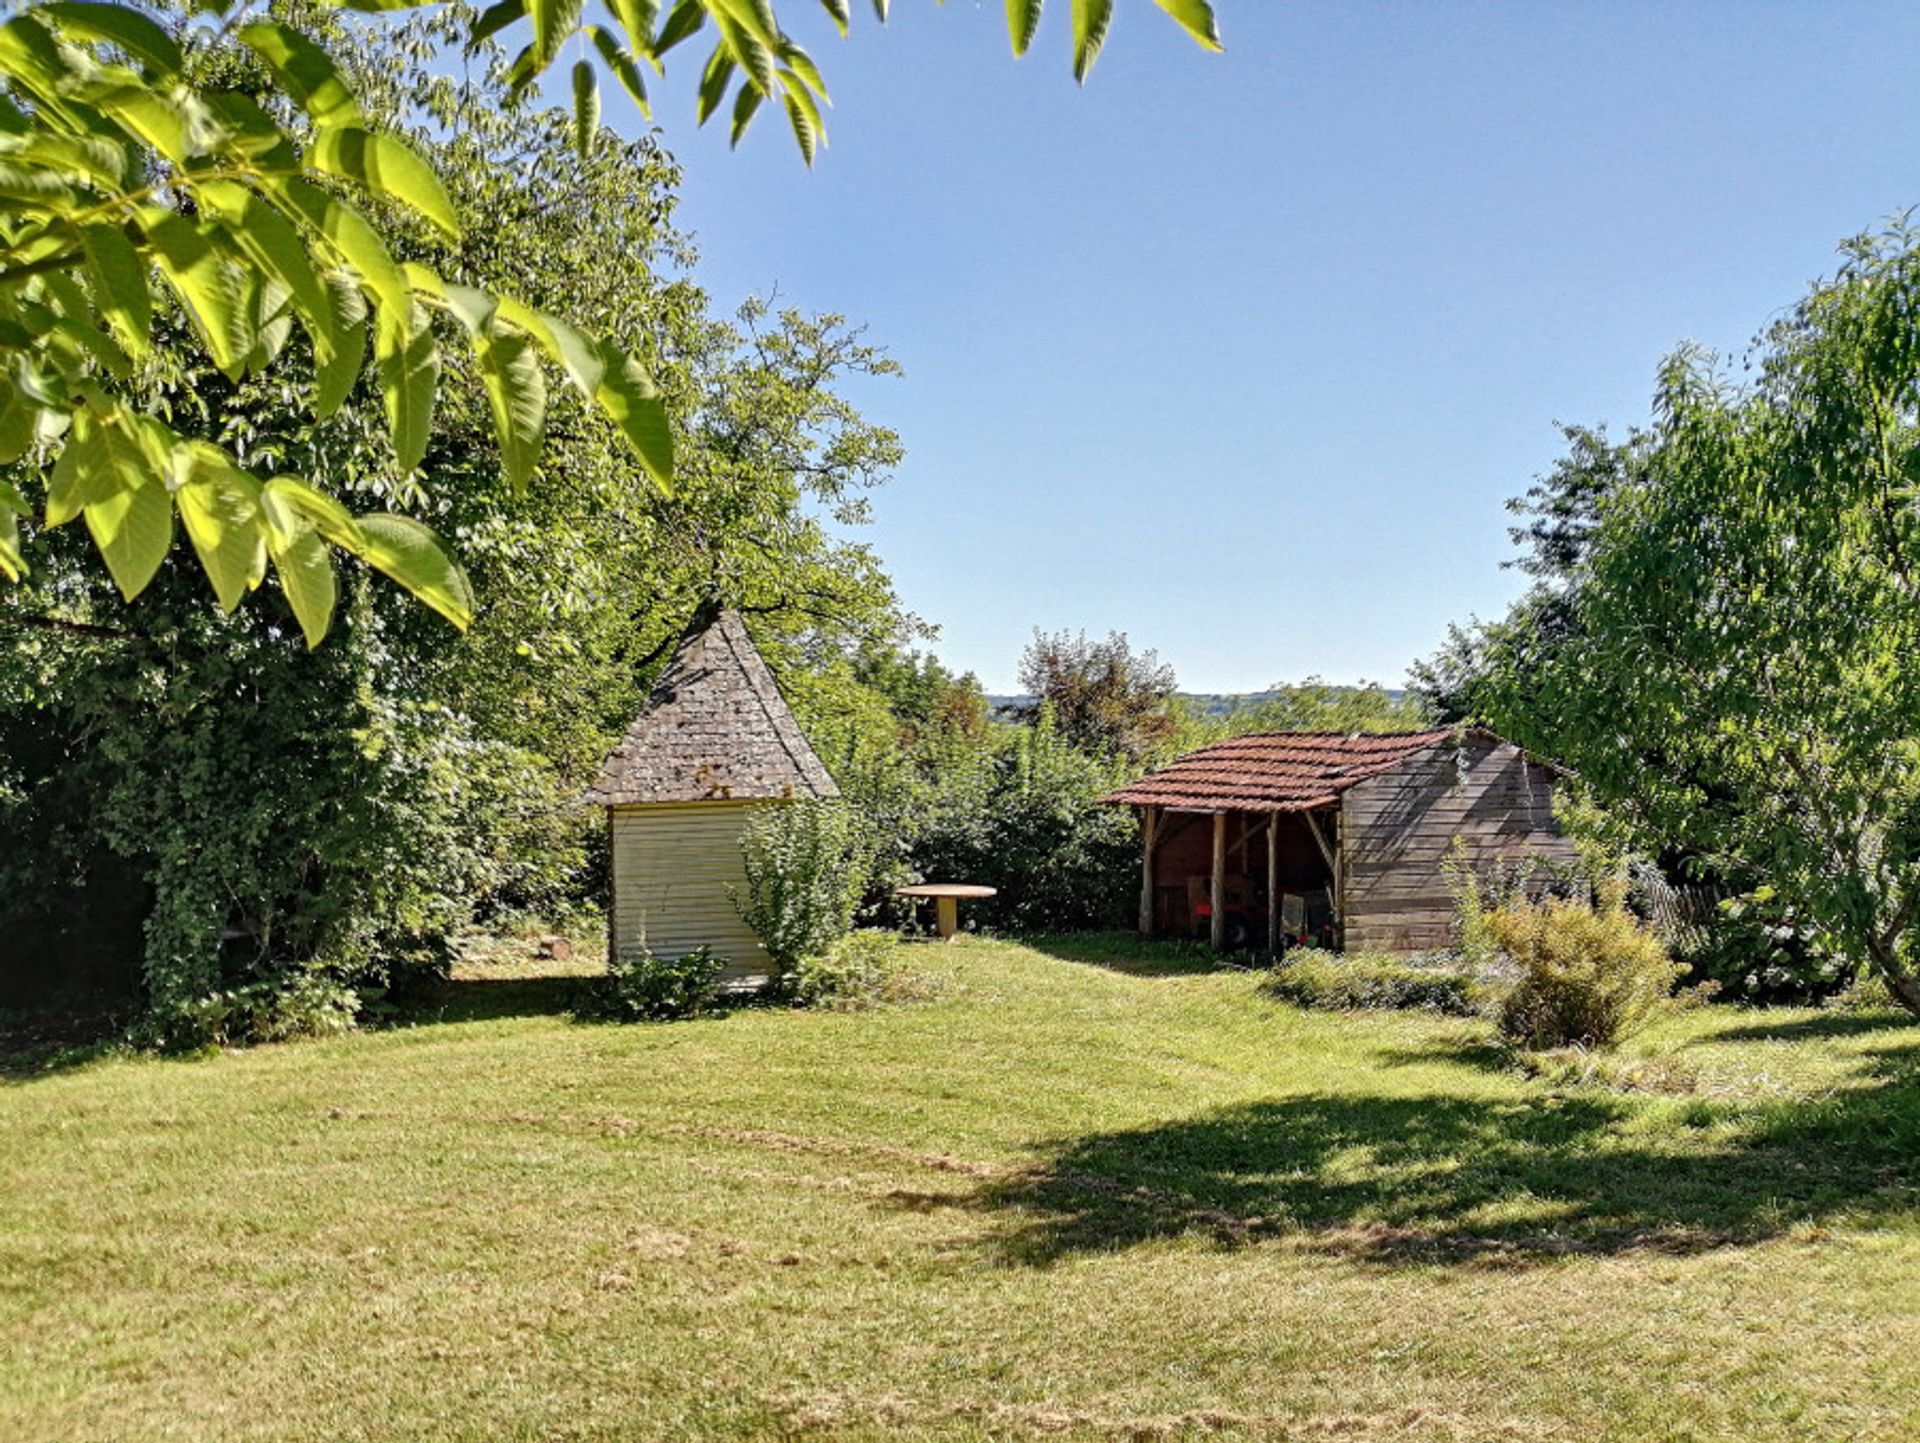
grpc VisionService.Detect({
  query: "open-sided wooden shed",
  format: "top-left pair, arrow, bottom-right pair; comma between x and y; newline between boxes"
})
585,605 -> 837,978
1101,728 -> 1575,953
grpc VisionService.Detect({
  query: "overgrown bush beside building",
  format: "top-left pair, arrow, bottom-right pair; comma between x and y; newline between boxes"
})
595,946 -> 729,1021
1487,885 -> 1684,1049
738,801 -> 871,991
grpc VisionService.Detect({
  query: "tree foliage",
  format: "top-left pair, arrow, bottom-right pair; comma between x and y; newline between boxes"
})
0,14 -> 923,1041
1017,627 -> 1177,764
0,0 -> 1218,636
1226,677 -> 1428,736
1467,223 -> 1920,1019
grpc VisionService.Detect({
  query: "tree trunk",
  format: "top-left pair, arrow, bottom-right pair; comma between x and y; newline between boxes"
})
1866,935 -> 1920,1019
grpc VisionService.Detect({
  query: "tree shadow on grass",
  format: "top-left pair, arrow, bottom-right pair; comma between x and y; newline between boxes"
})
1018,931 -> 1242,979
966,1041 -> 1920,1270
1688,1011 -> 1916,1045
0,1001 -> 136,1082
394,973 -> 602,1027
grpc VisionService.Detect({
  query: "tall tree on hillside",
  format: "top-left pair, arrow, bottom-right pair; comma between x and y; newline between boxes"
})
1018,628 -> 1177,764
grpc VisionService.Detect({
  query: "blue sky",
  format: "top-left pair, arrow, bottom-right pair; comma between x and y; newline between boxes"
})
595,2 -> 1920,693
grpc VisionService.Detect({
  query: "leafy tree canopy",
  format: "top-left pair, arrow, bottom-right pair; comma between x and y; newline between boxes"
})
1467,222 -> 1920,1018
0,0 -> 1218,639
1018,627 -> 1177,764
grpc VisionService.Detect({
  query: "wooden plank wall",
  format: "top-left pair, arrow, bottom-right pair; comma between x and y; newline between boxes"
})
1341,735 -> 1578,953
609,801 -> 775,979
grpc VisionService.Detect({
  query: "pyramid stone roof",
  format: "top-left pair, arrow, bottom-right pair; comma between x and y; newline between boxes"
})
586,607 -> 839,806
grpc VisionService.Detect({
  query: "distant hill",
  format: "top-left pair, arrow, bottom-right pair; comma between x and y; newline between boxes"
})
987,686 -> 1410,720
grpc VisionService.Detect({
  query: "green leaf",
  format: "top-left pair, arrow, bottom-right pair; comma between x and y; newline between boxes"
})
729,77 -> 762,146
36,1 -> 182,75
261,477 -> 362,549
266,175 -> 410,314
259,480 -> 340,647
710,4 -> 776,97
238,20 -> 364,128
0,132 -> 134,191
402,262 -> 499,334
0,476 -> 29,580
79,222 -> 150,357
1152,0 -> 1221,50
593,340 -> 672,490
353,513 -> 474,629
469,0 -> 526,47
1005,0 -> 1041,56
0,386 -> 37,465
175,444 -> 267,612
313,273 -> 368,418
83,464 -> 171,600
0,513 -> 23,582
375,304 -> 438,476
309,126 -> 460,240
653,0 -> 706,57
267,519 -> 335,646
571,57 -> 600,154
138,209 -> 250,378
778,40 -> 828,100
1070,0 -> 1112,80
46,407 -> 148,527
606,0 -> 659,47
696,43 -> 736,125
476,325 -> 545,491
871,0 -> 889,20
84,83 -> 195,167
198,179 -> 337,369
495,296 -> 604,394
816,0 -> 850,36
710,0 -> 778,52
777,69 -> 822,164
588,25 -> 650,115
528,0 -> 586,71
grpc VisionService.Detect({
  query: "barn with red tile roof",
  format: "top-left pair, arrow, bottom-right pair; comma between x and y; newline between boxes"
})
1101,727 -> 1575,953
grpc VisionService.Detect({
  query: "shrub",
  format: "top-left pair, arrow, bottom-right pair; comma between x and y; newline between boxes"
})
787,931 -> 922,1010
1488,886 -> 1683,1049
737,801 -> 871,989
1267,949 -> 1482,1015
595,946 -> 728,1021
892,716 -> 1138,932
139,972 -> 362,1049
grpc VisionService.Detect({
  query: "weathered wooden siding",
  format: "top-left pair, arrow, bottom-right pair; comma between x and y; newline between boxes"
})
609,801 -> 774,978
1341,735 -> 1576,953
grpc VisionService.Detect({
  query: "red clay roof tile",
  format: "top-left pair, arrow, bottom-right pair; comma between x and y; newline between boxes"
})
1099,730 -> 1453,812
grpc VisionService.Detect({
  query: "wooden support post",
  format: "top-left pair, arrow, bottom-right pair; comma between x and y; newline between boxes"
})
935,896 -> 959,941
1267,810 -> 1281,955
1209,810 -> 1227,951
1304,807 -> 1343,948
1138,805 -> 1158,938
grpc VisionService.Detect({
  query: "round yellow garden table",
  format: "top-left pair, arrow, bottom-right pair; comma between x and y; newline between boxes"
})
895,883 -> 997,941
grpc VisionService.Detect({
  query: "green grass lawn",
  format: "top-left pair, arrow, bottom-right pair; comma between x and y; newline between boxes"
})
4,935 -> 1919,1442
